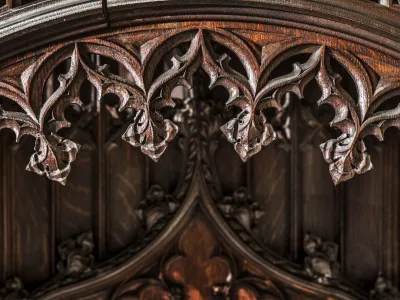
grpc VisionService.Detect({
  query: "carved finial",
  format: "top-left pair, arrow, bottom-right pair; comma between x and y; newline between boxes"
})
370,273 -> 400,300
303,233 -> 340,284
0,277 -> 30,300
136,185 -> 178,232
57,231 -> 95,278
217,187 -> 264,232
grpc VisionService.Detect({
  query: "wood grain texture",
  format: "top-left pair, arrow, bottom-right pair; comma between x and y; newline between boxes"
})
106,143 -> 143,256
11,139 -> 50,285
252,143 -> 289,257
0,6 -> 398,300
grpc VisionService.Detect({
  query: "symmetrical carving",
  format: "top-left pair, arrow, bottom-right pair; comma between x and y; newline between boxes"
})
1,26 -> 399,184
111,216 -> 286,300
0,277 -> 30,300
370,274 -> 400,300
1,17 -> 400,300
303,233 -> 340,284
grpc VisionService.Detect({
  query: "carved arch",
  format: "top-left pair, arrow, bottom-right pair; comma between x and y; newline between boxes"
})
1,25 -> 400,185
0,1 -> 400,300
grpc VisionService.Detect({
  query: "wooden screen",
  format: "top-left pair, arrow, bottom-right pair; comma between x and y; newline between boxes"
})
0,1 -> 399,299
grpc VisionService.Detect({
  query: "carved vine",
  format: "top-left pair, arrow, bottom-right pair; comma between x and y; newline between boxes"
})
1,28 -> 399,184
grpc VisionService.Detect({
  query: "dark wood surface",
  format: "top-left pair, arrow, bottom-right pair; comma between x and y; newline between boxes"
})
0,1 -> 399,299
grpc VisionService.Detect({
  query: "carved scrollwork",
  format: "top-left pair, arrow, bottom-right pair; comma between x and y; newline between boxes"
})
1,27 -> 400,184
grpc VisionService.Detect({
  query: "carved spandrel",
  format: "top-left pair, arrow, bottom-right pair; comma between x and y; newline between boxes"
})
0,25 -> 399,184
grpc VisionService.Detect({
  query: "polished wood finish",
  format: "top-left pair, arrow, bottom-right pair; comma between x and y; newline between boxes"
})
0,1 -> 399,299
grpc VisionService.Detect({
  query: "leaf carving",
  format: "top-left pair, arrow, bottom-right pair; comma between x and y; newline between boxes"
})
214,41 -> 323,161
316,50 -> 400,184
0,26 -> 399,184
0,47 -> 82,184
121,32 -> 203,161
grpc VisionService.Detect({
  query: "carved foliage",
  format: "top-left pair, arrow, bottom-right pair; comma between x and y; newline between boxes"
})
303,233 -> 340,284
56,231 -> 95,278
217,187 -> 264,232
1,27 -> 400,185
370,274 -> 400,300
315,51 -> 400,184
0,277 -> 29,300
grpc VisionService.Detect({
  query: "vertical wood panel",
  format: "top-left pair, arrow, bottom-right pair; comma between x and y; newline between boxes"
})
252,144 -> 289,256
93,54 -> 107,260
381,140 -> 399,286
344,149 -> 383,288
11,140 -> 50,284
301,144 -> 337,242
289,98 -> 301,261
149,142 -> 183,194
58,148 -> 94,242
215,140 -> 246,194
0,132 -> 12,282
106,143 -> 143,256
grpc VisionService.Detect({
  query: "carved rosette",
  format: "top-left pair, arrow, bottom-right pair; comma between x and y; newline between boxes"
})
0,26 -> 399,185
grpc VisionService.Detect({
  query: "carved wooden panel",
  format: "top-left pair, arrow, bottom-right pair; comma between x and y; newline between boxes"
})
0,2 -> 399,300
